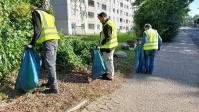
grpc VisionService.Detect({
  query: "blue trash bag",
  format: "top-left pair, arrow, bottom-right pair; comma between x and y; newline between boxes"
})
134,45 -> 145,73
15,48 -> 42,91
91,48 -> 108,80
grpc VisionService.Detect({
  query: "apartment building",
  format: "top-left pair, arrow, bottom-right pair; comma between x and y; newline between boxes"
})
51,0 -> 135,35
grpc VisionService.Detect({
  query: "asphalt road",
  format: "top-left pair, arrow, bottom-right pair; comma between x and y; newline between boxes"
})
83,27 -> 199,112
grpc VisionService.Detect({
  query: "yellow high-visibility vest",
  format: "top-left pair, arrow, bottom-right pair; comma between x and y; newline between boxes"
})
36,10 -> 60,44
100,20 -> 118,49
143,28 -> 158,50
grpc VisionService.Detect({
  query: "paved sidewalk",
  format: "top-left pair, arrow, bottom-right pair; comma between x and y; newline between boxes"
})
82,28 -> 199,112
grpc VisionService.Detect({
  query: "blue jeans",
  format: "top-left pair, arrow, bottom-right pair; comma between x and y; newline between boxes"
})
144,50 -> 156,74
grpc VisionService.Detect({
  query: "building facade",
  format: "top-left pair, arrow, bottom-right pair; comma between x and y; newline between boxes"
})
51,0 -> 135,35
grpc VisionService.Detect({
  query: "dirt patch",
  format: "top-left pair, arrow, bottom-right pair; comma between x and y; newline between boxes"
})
0,57 -> 134,112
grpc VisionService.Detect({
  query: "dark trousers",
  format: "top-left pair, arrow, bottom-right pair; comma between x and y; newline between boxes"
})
42,39 -> 58,90
144,50 -> 156,74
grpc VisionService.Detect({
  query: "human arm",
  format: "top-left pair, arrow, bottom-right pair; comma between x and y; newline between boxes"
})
101,24 -> 112,45
29,11 -> 42,46
142,32 -> 147,45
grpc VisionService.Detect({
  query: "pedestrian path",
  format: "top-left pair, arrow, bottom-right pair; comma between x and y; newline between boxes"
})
82,29 -> 199,112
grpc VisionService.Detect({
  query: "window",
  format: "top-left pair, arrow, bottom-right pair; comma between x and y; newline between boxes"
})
117,1 -> 119,6
126,12 -> 128,16
117,9 -> 119,14
80,0 -> 84,3
120,18 -> 122,22
113,0 -> 116,4
88,0 -> 94,7
97,24 -> 100,30
120,3 -> 123,7
126,5 -> 129,9
88,24 -> 95,30
71,8 -> 76,15
120,10 -> 123,15
102,4 -> 106,11
109,6 -> 111,12
120,26 -> 122,30
88,12 -> 94,18
80,10 -> 86,16
71,23 -> 76,34
97,2 -> 100,9
117,18 -> 119,22
113,8 -> 115,12
108,16 -> 111,19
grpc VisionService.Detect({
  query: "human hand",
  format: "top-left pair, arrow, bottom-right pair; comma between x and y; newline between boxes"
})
26,44 -> 33,49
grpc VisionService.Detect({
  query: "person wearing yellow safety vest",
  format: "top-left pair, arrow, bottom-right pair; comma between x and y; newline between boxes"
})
98,12 -> 118,80
142,24 -> 162,75
27,6 -> 60,94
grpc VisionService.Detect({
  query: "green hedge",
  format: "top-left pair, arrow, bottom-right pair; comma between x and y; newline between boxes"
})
0,1 -> 32,79
0,0 -> 97,80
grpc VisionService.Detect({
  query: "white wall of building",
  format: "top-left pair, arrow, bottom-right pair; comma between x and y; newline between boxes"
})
51,0 -> 135,35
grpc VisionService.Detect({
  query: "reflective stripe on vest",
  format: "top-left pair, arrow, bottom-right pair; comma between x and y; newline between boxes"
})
36,10 -> 60,44
143,29 -> 158,50
100,20 -> 118,49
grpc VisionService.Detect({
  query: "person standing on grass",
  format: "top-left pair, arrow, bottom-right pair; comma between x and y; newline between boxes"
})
27,0 -> 60,94
142,23 -> 162,75
98,12 -> 118,80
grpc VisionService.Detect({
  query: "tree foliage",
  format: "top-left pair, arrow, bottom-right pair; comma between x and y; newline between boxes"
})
133,0 -> 194,42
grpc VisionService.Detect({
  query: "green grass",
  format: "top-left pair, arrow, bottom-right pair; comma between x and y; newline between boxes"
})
117,32 -> 136,42
115,44 -> 135,74
68,32 -> 136,42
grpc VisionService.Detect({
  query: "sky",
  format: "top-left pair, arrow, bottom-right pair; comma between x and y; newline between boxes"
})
188,0 -> 199,17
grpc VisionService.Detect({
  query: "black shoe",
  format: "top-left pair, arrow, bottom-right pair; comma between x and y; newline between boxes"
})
102,76 -> 112,80
43,89 -> 59,94
102,73 -> 108,78
41,83 -> 50,88
145,71 -> 149,74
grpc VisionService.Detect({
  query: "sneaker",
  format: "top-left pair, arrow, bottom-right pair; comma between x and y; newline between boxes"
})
43,89 -> 59,94
41,82 -> 50,88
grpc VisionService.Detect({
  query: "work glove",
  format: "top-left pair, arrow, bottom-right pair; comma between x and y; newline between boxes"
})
26,44 -> 33,49
96,45 -> 100,50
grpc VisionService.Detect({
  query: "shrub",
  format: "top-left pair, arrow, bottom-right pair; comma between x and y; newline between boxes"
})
0,1 -> 32,80
0,0 -> 96,80
57,33 -> 96,69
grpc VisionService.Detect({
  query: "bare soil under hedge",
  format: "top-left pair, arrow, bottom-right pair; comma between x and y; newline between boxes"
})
0,57 -> 134,112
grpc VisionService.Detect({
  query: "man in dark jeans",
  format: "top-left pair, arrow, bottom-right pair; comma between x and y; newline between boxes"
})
27,2 -> 60,94
142,24 -> 162,75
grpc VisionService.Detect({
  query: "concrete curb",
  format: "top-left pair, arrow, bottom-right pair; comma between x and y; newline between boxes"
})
66,99 -> 88,112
